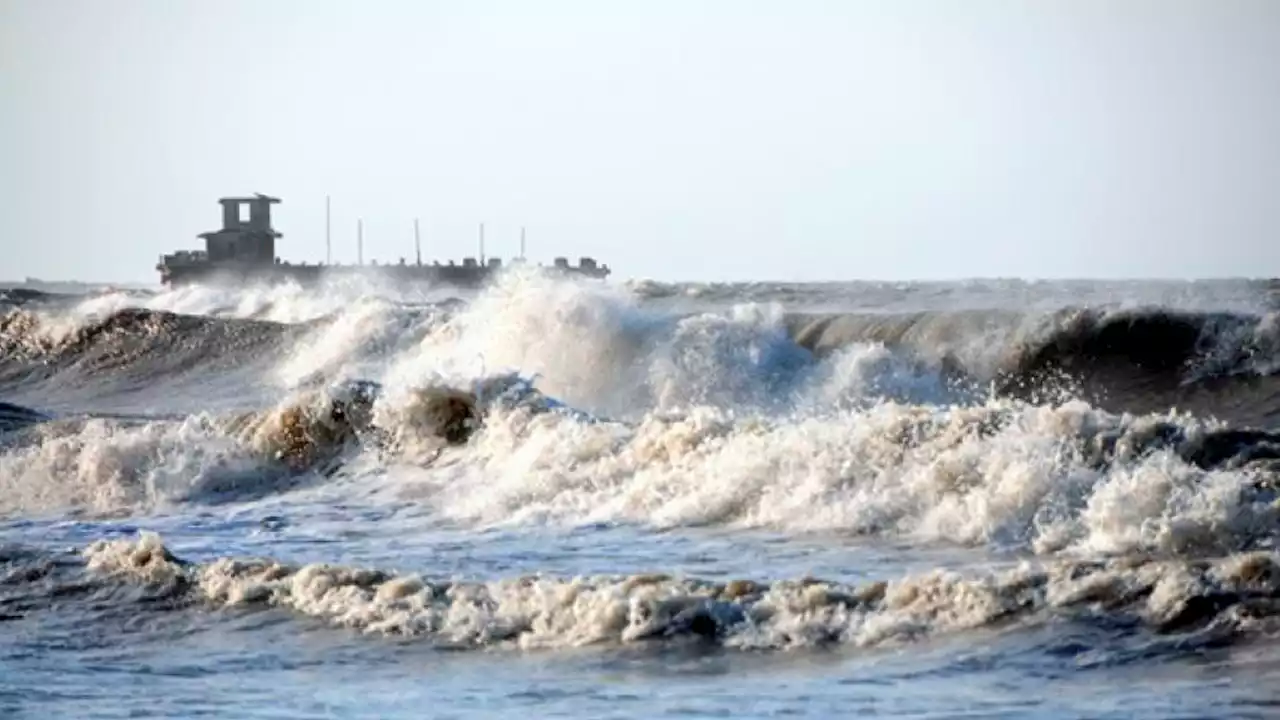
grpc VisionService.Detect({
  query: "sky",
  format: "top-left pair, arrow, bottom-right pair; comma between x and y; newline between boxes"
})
2,0 -> 1279,284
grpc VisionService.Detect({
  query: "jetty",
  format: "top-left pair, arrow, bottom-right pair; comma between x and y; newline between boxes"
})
156,194 -> 611,287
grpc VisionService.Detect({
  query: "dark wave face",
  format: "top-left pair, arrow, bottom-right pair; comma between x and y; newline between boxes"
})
996,309 -> 1280,427
0,308 -> 298,413
0,302 -> 453,415
0,307 -> 293,362
0,401 -> 48,434
0,288 -> 67,308
786,306 -> 1280,427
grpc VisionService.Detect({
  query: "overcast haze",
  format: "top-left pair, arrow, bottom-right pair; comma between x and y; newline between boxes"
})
3,0 -> 1279,284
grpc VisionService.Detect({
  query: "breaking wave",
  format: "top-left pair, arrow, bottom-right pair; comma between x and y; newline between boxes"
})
1,531 -> 1270,653
788,307 -> 1280,425
5,379 -> 1280,563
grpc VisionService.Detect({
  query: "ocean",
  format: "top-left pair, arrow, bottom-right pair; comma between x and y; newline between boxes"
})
2,270 -> 1280,719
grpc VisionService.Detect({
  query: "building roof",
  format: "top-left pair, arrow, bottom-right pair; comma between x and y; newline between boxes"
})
198,229 -> 282,238
218,193 -> 281,203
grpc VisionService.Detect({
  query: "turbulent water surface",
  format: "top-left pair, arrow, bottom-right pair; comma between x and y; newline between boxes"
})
4,272 -> 1280,718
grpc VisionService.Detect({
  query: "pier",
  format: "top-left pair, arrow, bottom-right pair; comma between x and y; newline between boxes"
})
156,194 -> 611,287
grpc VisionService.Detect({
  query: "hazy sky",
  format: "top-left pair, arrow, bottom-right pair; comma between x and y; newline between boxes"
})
3,0 -> 1279,283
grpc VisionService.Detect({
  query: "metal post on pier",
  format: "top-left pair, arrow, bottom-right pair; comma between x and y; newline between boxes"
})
414,218 -> 422,265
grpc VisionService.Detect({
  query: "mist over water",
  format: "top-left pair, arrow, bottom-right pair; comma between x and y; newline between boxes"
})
4,269 -> 1280,718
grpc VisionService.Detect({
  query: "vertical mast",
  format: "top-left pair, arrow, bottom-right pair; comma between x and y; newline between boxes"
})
414,218 -> 422,265
479,222 -> 485,265
357,219 -> 363,266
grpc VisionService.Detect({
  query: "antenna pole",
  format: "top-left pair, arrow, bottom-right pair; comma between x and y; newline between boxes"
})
414,218 -> 422,265
357,218 -> 363,266
325,195 -> 331,265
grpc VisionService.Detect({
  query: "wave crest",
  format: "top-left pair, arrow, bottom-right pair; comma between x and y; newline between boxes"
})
787,306 -> 1280,423
70,531 -> 1280,652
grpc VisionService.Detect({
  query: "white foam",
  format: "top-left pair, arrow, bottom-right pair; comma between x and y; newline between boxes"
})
380,271 -> 826,419
0,416 -> 261,515
380,270 -> 662,417
82,532 -> 1280,651
273,297 -> 445,390
366,395 -> 1275,559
